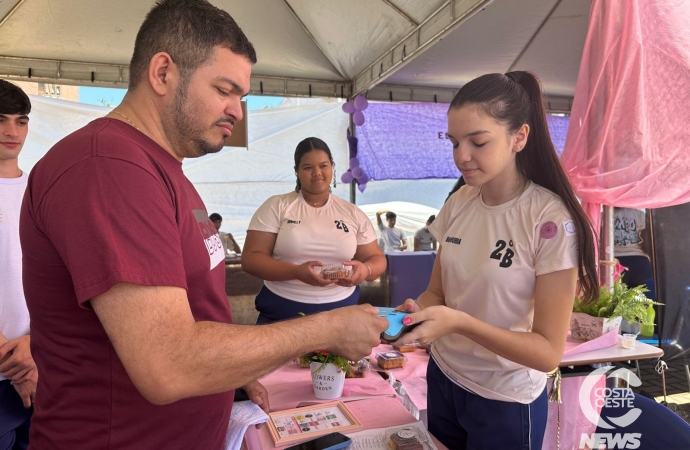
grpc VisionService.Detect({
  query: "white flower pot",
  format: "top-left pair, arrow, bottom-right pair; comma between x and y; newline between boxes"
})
570,313 -> 622,341
310,362 -> 345,399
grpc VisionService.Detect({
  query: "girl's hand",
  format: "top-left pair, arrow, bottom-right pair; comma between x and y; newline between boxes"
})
395,305 -> 464,345
336,260 -> 367,287
395,299 -> 422,313
295,261 -> 335,287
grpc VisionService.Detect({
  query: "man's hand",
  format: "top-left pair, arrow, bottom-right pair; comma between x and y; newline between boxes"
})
324,305 -> 388,361
0,335 -> 36,381
242,380 -> 270,417
13,368 -> 38,409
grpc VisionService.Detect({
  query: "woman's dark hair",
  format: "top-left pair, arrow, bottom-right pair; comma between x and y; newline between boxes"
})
0,79 -> 31,115
445,176 -> 466,203
129,0 -> 257,90
294,137 -> 335,192
449,71 -> 598,306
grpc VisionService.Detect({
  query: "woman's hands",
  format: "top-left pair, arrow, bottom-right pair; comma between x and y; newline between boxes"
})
336,260 -> 369,287
294,261 -> 336,286
395,305 -> 465,346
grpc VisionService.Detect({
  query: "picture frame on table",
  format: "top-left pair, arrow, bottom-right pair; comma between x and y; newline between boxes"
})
266,400 -> 362,445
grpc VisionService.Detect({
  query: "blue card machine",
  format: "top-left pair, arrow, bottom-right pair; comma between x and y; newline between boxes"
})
378,307 -> 419,343
284,432 -> 352,450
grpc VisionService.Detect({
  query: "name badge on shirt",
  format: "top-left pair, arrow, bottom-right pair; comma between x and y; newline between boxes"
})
193,210 -> 225,270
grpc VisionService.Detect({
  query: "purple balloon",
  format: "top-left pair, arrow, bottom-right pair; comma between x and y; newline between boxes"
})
342,102 -> 355,114
354,95 -> 369,111
358,172 -> 369,184
341,170 -> 354,184
351,167 -> 364,179
358,182 -> 367,193
353,110 -> 365,126
349,158 -> 360,169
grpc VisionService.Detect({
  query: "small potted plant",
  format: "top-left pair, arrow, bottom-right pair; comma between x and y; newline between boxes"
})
571,279 -> 661,341
300,350 -> 350,399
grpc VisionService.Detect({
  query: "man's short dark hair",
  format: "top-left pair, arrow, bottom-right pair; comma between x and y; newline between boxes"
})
209,213 -> 222,222
427,215 -> 436,224
0,79 -> 31,115
129,0 -> 257,90
386,212 -> 397,220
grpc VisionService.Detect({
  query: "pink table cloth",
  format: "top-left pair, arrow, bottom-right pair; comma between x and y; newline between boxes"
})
542,330 -> 617,450
246,396 -> 448,450
257,359 -> 397,412
368,343 -> 430,411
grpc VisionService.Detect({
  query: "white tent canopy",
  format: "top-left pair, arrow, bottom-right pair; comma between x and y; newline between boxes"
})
0,0 -> 589,109
18,94 -> 455,247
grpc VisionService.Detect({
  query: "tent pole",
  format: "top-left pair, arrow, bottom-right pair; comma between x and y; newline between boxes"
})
349,114 -> 356,204
601,205 -> 614,291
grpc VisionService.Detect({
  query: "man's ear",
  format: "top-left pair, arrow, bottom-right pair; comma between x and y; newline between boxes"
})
147,52 -> 180,97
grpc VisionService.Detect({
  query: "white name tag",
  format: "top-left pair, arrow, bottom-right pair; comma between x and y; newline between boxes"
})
205,233 -> 225,270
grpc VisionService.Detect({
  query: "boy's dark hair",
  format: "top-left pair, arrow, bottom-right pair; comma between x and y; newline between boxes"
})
209,213 -> 222,222
386,212 -> 397,220
427,215 -> 436,224
129,0 -> 257,90
0,79 -> 31,115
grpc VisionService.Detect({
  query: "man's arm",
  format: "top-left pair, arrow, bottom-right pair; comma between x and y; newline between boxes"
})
398,231 -> 408,251
227,233 -> 242,254
91,282 -> 388,405
376,210 -> 388,227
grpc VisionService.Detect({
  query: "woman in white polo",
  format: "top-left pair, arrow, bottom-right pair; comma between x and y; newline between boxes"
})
242,137 -> 386,323
397,72 -> 599,450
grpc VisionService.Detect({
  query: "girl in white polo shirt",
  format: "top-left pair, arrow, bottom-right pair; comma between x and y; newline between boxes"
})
397,72 -> 599,449
242,137 -> 386,323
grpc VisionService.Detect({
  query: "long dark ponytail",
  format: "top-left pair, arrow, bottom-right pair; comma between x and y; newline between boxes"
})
449,71 -> 598,306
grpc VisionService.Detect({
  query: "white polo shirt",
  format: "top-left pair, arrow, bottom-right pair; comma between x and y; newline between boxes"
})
248,192 -> 376,303
429,182 -> 579,403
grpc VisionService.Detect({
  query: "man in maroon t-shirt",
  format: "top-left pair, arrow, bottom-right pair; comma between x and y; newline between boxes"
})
19,1 -> 388,449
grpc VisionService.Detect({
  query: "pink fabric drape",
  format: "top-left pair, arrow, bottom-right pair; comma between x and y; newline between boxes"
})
561,0 -> 690,234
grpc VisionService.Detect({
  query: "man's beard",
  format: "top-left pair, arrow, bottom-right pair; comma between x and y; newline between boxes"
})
166,79 -> 226,158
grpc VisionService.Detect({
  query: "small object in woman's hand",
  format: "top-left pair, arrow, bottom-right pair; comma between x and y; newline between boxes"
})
317,263 -> 352,280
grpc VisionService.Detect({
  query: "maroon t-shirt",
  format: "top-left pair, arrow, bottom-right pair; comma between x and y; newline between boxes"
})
20,118 -> 234,449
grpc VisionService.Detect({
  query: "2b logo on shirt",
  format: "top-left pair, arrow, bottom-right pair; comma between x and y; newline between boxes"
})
490,240 -> 514,268
334,220 -> 349,232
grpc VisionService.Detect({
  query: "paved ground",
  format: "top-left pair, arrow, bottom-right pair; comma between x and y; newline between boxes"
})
629,358 -> 690,422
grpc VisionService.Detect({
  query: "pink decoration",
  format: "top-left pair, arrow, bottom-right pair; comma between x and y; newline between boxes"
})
354,95 -> 369,111
353,110 -> 365,126
561,0 -> 690,234
539,221 -> 558,239
342,102 -> 355,114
